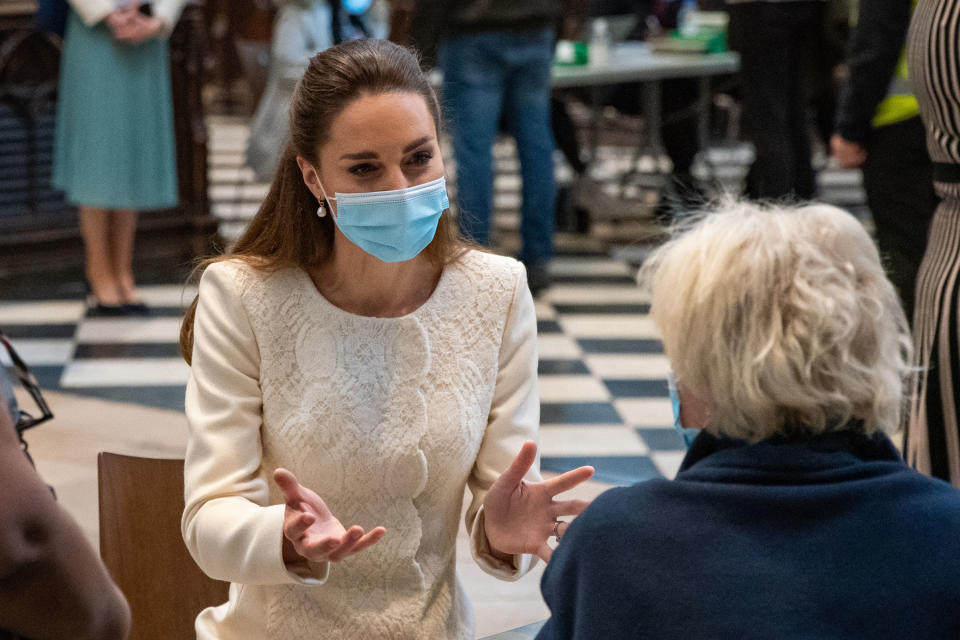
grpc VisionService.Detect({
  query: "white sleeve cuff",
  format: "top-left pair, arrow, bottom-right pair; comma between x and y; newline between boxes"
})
284,558 -> 330,585
264,504 -> 330,586
152,0 -> 187,33
469,506 -> 538,582
69,0 -> 114,26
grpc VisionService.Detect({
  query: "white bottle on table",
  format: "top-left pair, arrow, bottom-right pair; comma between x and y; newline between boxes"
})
679,0 -> 699,37
589,18 -> 611,67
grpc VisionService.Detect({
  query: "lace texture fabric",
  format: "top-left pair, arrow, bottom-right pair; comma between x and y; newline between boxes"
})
209,250 -> 526,639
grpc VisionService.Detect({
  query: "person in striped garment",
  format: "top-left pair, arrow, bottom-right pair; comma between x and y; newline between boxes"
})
904,0 -> 960,488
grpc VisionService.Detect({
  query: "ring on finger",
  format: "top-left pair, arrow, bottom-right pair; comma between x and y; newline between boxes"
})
553,520 -> 563,542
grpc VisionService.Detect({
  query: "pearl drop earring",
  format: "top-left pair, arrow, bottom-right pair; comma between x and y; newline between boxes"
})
316,201 -> 327,218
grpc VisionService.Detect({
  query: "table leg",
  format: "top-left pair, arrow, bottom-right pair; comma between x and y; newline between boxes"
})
588,86 -> 601,164
626,79 -> 669,203
643,79 -> 665,161
696,75 -> 716,184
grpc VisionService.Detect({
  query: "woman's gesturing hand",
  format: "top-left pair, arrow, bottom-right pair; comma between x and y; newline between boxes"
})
482,441 -> 594,562
274,468 -> 386,565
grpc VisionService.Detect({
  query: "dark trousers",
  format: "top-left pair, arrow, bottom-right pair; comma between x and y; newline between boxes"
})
551,95 -> 586,175
862,116 -> 938,321
728,1 -> 825,200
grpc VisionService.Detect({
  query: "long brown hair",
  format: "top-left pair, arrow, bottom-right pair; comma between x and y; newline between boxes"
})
181,39 -> 470,363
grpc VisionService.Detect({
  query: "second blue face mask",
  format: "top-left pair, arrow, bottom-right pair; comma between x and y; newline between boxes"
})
668,372 -> 700,449
320,177 -> 449,263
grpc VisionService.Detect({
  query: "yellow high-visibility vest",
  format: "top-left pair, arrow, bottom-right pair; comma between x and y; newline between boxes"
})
870,0 -> 919,128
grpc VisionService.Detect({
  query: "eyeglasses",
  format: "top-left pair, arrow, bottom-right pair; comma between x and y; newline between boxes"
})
0,331 -> 54,435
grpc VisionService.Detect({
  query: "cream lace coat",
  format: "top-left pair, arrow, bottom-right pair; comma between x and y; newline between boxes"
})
182,251 -> 541,639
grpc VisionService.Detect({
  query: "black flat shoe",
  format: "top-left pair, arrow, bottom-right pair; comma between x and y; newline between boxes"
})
87,302 -> 131,317
123,302 -> 151,316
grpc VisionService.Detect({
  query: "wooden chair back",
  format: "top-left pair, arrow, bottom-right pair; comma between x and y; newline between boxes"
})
97,453 -> 229,640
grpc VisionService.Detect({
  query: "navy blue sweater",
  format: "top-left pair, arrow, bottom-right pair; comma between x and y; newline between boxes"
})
537,429 -> 960,639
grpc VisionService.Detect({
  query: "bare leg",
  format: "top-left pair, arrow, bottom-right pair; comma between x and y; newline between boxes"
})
110,209 -> 140,303
79,206 -> 123,306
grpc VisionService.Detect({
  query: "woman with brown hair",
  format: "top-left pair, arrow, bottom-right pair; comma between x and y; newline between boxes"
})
179,39 -> 593,639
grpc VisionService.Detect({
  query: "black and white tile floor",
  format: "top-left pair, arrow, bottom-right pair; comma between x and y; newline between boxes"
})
0,116 -> 867,486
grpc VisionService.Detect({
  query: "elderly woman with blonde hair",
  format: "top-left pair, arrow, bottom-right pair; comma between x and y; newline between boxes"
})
535,201 -> 960,640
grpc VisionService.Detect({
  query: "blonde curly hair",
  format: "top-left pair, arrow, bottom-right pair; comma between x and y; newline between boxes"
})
640,199 -> 913,442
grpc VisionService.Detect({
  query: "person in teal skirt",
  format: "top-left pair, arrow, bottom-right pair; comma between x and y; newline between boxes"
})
53,0 -> 186,315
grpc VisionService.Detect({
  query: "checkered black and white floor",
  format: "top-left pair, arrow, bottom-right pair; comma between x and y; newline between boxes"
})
0,116 -> 867,486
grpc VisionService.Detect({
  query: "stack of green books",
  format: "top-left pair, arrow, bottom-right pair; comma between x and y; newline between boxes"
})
651,11 -> 728,54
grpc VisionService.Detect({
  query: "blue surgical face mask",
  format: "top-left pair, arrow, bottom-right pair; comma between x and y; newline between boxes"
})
342,0 -> 372,14
319,176 -> 449,263
668,372 -> 700,448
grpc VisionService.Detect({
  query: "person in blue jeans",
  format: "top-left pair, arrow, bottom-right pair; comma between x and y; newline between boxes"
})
438,3 -> 558,294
